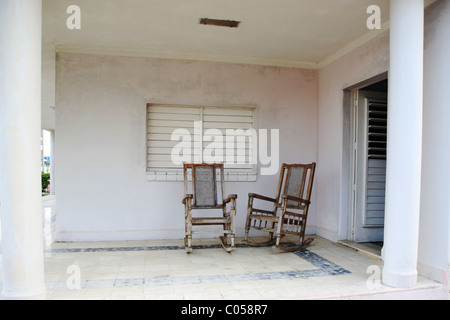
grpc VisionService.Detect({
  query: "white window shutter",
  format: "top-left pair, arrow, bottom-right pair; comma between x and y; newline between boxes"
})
147,105 -> 201,171
147,104 -> 256,180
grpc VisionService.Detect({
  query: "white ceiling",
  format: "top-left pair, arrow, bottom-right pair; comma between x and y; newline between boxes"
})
42,0 -> 432,129
43,0 -> 393,68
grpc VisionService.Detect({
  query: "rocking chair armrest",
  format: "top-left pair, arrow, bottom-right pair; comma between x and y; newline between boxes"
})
182,194 -> 193,205
248,193 -> 277,203
224,194 -> 238,204
281,194 -> 311,205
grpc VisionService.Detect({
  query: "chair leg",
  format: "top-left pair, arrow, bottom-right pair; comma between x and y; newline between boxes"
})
244,215 -> 253,242
244,230 -> 249,242
219,235 -> 235,253
269,222 -> 275,242
244,204 -> 252,242
185,205 -> 193,253
275,233 -> 280,246
185,235 -> 193,253
226,201 -> 237,252
220,215 -> 236,253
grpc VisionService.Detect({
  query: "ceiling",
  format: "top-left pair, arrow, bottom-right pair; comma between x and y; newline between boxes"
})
43,0 -> 391,68
40,0 -> 433,129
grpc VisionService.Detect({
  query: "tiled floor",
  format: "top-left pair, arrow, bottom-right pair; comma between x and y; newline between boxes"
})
43,237 -> 355,300
41,236 -> 446,300
0,196 -> 447,300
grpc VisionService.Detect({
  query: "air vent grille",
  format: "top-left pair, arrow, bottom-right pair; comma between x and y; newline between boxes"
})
199,18 -> 240,28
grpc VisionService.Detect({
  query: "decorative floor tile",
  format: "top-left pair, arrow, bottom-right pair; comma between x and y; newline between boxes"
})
44,241 -> 351,292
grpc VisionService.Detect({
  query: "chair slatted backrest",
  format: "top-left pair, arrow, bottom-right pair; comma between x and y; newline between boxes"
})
275,163 -> 316,209
184,163 -> 225,209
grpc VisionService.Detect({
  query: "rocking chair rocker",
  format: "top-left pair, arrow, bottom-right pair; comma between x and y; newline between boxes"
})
244,163 -> 316,252
182,163 -> 237,253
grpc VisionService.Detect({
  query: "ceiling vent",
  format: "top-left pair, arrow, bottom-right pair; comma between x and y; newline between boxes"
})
199,18 -> 240,28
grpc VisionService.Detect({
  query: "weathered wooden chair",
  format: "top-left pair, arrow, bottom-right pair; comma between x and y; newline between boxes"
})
182,163 -> 237,253
244,163 -> 316,252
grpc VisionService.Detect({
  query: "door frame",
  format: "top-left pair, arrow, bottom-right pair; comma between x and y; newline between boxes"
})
342,72 -> 388,242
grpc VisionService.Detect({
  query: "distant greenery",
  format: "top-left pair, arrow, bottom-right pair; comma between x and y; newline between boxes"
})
42,172 -> 50,193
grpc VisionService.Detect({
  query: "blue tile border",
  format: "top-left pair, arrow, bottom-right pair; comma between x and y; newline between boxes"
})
45,242 -> 263,254
293,250 -> 351,276
45,244 -> 351,290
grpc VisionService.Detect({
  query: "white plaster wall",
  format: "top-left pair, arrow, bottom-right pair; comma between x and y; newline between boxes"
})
317,32 -> 390,242
55,53 -> 318,241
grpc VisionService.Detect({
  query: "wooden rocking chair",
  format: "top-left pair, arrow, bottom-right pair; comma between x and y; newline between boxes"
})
182,163 -> 237,253
244,163 -> 316,252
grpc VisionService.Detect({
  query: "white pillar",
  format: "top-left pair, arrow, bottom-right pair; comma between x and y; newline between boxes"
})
382,0 -> 424,288
418,0 -> 450,285
0,0 -> 46,299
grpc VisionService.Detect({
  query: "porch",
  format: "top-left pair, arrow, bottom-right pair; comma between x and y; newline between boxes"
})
1,197 -> 445,300
1,0 -> 449,300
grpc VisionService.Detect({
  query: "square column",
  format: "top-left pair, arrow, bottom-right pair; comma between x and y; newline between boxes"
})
0,0 -> 46,299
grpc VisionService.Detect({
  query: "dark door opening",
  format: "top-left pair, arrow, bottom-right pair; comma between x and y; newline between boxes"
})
352,79 -> 388,246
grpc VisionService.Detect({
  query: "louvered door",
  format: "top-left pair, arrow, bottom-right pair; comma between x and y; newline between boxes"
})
353,91 -> 387,242
366,99 -> 387,227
